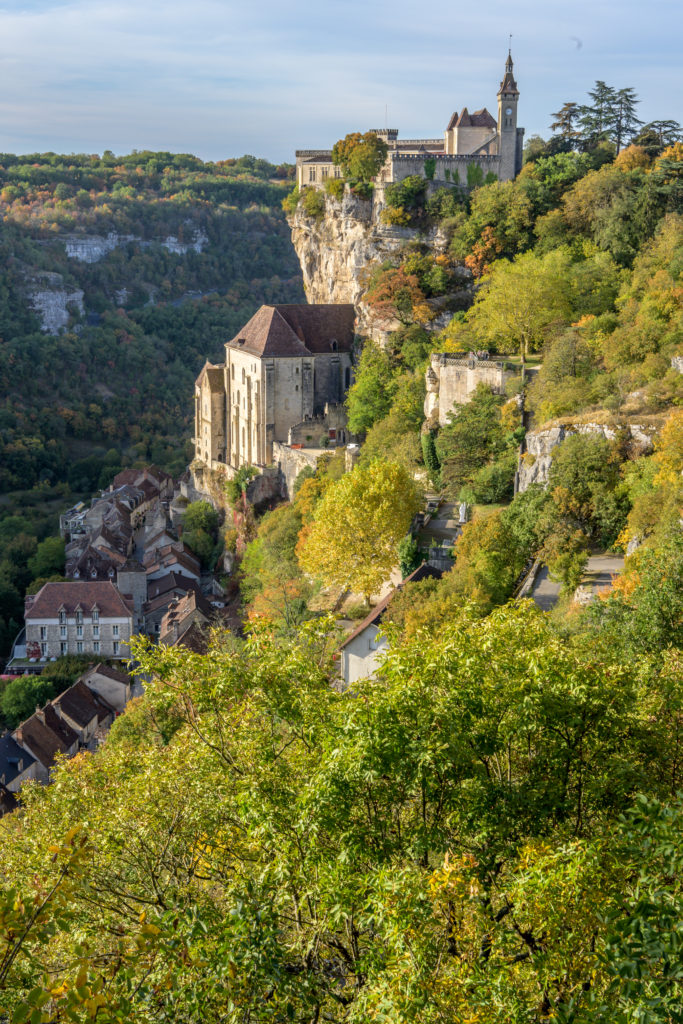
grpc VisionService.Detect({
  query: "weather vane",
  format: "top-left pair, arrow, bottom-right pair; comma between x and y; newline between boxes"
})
509,33 -> 512,55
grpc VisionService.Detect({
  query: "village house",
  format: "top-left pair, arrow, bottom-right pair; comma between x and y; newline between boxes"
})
24,581 -> 134,662
159,590 -> 215,651
339,565 -> 443,687
193,303 -> 355,484
144,543 -> 201,582
296,54 -> 523,189
0,732 -> 39,793
79,663 -> 132,713
13,705 -> 79,783
52,680 -> 115,749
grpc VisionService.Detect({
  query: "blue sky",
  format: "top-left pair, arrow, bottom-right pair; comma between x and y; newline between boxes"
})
0,0 -> 679,162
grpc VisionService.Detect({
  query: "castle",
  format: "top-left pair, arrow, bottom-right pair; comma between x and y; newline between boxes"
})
193,304 -> 355,483
296,53 -> 523,189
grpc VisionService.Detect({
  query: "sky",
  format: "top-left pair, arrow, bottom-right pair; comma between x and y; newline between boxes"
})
0,0 -> 680,163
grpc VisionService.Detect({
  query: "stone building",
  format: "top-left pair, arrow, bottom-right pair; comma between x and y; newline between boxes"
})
193,303 -> 355,480
24,581 -> 133,662
424,352 -> 516,428
296,53 -> 523,189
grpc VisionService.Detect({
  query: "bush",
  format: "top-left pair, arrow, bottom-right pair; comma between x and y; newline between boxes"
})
423,157 -> 436,180
467,164 -> 484,188
1,676 -> 55,729
301,187 -> 326,221
324,178 -> 345,201
281,185 -> 299,215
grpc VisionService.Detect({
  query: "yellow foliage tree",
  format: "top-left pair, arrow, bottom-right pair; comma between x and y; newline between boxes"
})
297,460 -> 422,601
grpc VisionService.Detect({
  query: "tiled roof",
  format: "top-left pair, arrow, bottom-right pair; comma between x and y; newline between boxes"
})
83,663 -> 131,686
197,361 -> 225,391
147,573 -> 200,601
173,621 -> 209,654
455,107 -> 497,129
159,590 -> 214,645
226,304 -> 355,358
54,680 -> 113,729
276,305 -> 355,354
14,706 -> 78,769
26,581 -> 134,620
340,564 -> 444,649
0,732 -> 36,787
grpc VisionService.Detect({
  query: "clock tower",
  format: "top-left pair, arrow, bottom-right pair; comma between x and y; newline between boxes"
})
497,51 -> 522,180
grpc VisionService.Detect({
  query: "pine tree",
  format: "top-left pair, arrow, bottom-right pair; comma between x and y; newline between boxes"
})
612,88 -> 642,154
578,81 -> 617,149
550,102 -> 581,145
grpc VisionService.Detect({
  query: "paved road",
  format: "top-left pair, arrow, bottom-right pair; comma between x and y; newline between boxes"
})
530,553 -> 626,611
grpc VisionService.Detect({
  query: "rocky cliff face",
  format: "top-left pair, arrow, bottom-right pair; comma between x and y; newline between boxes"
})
519,421 -> 656,492
288,191 -> 470,338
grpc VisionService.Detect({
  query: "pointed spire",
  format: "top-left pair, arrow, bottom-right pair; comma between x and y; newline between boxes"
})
498,50 -> 519,96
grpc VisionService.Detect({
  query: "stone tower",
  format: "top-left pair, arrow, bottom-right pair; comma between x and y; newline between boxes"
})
497,52 -> 523,181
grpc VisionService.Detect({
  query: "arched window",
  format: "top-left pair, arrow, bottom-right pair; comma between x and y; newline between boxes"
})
331,340 -> 338,352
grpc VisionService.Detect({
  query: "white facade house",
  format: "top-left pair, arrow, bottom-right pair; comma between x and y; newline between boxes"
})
24,581 -> 134,662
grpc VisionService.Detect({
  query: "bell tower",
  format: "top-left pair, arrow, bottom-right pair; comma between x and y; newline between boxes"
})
497,51 -> 522,180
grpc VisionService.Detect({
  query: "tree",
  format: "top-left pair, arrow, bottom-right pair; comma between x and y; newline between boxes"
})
1,676 -> 54,729
331,132 -> 388,183
550,101 -> 581,144
579,80 -> 618,148
345,340 -> 397,433
27,536 -> 65,580
612,87 -> 642,154
467,248 -> 573,370
297,460 -> 421,600
634,119 -> 682,156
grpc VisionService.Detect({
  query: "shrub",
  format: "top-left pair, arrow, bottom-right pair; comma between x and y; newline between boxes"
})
423,157 -> 436,180
467,164 -> 484,188
324,177 -> 345,201
301,187 -> 326,221
281,185 -> 299,214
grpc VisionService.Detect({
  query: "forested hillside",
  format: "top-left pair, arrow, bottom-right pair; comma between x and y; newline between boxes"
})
0,151 -> 302,654
0,151 -> 301,495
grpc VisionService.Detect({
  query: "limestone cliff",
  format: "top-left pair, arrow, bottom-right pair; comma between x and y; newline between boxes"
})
518,421 -> 657,492
288,190 -> 472,338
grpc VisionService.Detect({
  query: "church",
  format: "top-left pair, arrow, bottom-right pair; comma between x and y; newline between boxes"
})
193,303 -> 355,479
296,53 -> 524,189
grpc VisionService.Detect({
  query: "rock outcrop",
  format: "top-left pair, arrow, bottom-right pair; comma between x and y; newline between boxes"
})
519,421 -> 657,492
63,228 -> 208,264
27,273 -> 84,333
288,190 -> 471,338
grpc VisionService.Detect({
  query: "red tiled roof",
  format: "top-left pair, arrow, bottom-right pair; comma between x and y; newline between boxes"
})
26,581 -> 134,620
147,573 -> 200,601
197,361 -> 225,391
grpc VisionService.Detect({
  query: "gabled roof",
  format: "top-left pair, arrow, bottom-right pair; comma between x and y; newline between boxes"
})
225,304 -> 355,358
454,107 -> 497,129
0,732 -> 36,787
197,361 -> 225,391
26,581 -> 133,620
53,680 -> 114,730
147,572 -> 200,601
340,564 -> 444,650
447,110 -> 460,130
82,663 -> 131,687
14,706 -> 78,770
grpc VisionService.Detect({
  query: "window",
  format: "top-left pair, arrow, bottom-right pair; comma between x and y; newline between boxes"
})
231,365 -> 234,379
40,626 -> 46,640
59,611 -> 66,625
76,625 -> 83,638
76,641 -> 83,654
308,167 -> 316,182
60,626 -> 66,639
113,642 -> 119,656
40,642 -> 47,657
75,611 -> 83,625
60,642 -> 68,655
112,625 -> 119,637
93,641 -> 100,654
93,626 -> 99,639
92,609 -> 99,623
242,367 -> 245,383
322,166 -> 329,179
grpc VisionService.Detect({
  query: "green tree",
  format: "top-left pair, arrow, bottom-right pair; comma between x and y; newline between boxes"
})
27,536 -> 65,580
550,101 -> 581,144
345,340 -> 397,433
1,676 -> 54,729
331,132 -> 388,183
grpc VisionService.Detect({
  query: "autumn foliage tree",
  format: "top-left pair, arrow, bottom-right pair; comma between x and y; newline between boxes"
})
331,131 -> 388,183
297,460 -> 421,600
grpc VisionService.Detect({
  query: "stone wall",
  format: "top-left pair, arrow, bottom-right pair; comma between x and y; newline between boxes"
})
28,276 -> 85,333
272,443 -> 321,499
424,352 -> 516,427
287,404 -> 350,446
